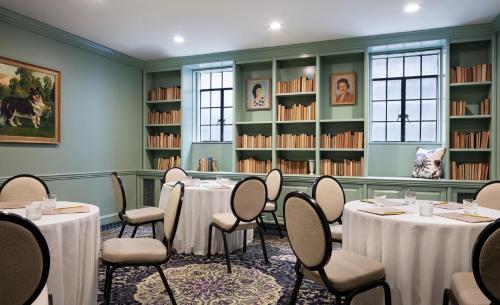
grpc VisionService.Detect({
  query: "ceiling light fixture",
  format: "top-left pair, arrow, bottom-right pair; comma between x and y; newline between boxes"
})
270,22 -> 282,31
173,36 -> 185,44
404,3 -> 420,13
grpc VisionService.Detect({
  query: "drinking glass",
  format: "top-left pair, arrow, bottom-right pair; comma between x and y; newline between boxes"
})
216,175 -> 223,184
26,202 -> 42,220
463,199 -> 478,215
419,201 -> 434,217
374,194 -> 386,206
43,194 -> 57,210
405,190 -> 416,205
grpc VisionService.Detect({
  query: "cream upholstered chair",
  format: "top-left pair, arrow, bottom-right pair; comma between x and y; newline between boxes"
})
312,175 -> 345,243
207,176 -> 269,273
443,219 -> 500,305
102,182 -> 184,305
284,192 -> 391,305
0,174 -> 49,202
161,167 -> 187,185
112,172 -> 165,238
474,181 -> 500,211
0,212 -> 52,305
259,168 -> 284,238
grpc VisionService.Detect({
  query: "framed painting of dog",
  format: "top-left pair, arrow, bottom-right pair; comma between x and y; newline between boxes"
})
0,56 -> 60,144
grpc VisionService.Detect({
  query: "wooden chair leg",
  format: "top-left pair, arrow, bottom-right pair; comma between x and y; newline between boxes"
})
257,227 -> 269,264
152,222 -> 156,239
289,272 -> 303,305
131,225 -> 139,238
222,232 -> 231,273
154,265 -> 177,305
259,215 -> 267,231
243,230 -> 247,253
207,224 -> 214,258
271,212 -> 283,239
104,265 -> 115,305
118,223 -> 126,238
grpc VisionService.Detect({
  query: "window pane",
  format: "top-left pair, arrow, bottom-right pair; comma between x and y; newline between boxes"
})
404,56 -> 421,76
405,122 -> 420,141
201,91 -> 210,107
421,100 -> 437,120
210,126 -> 220,141
211,72 -> 222,88
200,109 -> 210,124
372,102 -> 386,121
201,126 -> 210,141
211,91 -> 221,107
372,81 -> 386,100
224,90 -> 233,107
406,100 -> 420,122
406,79 -> 420,99
223,108 -> 233,124
223,71 -> 233,88
371,122 -> 386,141
372,58 -> 386,78
422,55 -> 438,75
387,122 -> 401,141
388,57 -> 403,78
200,73 -> 210,89
211,108 -> 220,125
421,78 -> 437,99
421,122 -> 436,142
387,101 -> 401,121
387,80 -> 401,100
223,125 -> 233,142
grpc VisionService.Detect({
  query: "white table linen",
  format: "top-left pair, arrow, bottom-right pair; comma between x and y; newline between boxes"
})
343,200 -> 500,305
1,202 -> 100,305
159,181 -> 253,255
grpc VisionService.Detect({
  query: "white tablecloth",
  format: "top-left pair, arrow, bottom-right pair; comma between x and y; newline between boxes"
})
159,181 -> 253,255
343,200 -> 500,305
1,202 -> 100,305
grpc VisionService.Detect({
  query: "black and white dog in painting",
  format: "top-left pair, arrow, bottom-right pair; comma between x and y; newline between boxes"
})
0,87 -> 46,128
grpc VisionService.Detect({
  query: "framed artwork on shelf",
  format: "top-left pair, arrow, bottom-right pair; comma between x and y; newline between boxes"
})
0,56 -> 60,144
246,78 -> 271,111
331,72 -> 356,106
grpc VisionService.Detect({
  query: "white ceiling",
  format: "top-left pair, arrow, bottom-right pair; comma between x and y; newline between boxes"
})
1,0 -> 500,61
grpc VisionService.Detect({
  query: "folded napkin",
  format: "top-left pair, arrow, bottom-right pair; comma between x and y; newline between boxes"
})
434,202 -> 462,210
42,203 -> 89,215
0,201 -> 32,209
358,207 -> 406,216
361,199 -> 376,204
434,212 -> 494,223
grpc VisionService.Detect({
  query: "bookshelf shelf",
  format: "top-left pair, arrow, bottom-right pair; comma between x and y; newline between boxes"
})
235,148 -> 272,151
235,121 -> 273,125
146,99 -> 182,105
276,92 -> 316,97
449,115 -> 492,120
276,120 -> 316,124
320,118 -> 364,123
276,148 -> 316,151
145,148 -> 181,151
145,124 -> 182,127
320,148 -> 364,152
449,148 -> 491,152
449,81 -> 492,87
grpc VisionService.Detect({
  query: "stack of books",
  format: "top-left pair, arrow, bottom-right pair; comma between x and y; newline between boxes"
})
320,158 -> 364,176
450,101 -> 467,116
320,131 -> 364,149
277,102 -> 316,121
276,75 -> 315,93
157,156 -> 181,170
277,158 -> 309,175
199,157 -> 216,172
451,161 -> 489,180
148,86 -> 181,101
450,131 -> 490,149
147,133 -> 181,148
480,98 -> 491,115
236,134 -> 272,148
147,110 -> 181,124
450,64 -> 491,83
277,134 -> 315,148
237,158 -> 272,173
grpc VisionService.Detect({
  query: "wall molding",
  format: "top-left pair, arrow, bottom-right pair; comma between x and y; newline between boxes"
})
0,6 -> 143,69
0,169 -> 137,183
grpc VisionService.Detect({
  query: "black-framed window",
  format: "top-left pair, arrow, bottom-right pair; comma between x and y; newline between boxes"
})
370,49 -> 441,142
197,69 -> 233,142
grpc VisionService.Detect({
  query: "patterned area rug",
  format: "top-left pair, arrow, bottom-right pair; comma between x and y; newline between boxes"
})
98,225 -> 341,304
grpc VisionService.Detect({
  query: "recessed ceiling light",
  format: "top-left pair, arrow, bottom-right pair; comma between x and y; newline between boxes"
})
173,36 -> 184,44
270,22 -> 282,31
404,3 -> 420,13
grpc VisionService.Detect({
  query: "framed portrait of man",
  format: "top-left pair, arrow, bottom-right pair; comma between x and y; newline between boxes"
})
331,72 -> 356,106
246,78 -> 271,111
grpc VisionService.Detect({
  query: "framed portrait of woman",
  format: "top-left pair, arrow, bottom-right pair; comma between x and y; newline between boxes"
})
331,72 -> 356,106
246,78 -> 271,111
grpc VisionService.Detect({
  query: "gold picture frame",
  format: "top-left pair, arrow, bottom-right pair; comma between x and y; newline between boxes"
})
331,72 -> 356,106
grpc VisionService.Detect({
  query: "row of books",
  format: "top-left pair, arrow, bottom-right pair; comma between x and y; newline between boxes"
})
236,134 -> 272,148
237,158 -> 272,174
320,158 -> 364,177
147,110 -> 181,125
320,131 -> 364,149
450,131 -> 490,149
450,64 -> 491,83
480,98 -> 491,115
199,157 -> 216,172
147,133 -> 181,148
277,134 -> 315,148
277,102 -> 316,121
277,158 -> 309,175
450,99 -> 490,116
157,156 -> 181,171
148,86 -> 181,101
450,161 -> 489,180
276,75 -> 316,94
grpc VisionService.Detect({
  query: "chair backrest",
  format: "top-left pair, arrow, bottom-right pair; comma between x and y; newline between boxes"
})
231,176 -> 267,222
161,167 -> 187,185
0,212 -> 50,305
474,181 -> 500,210
472,219 -> 500,302
163,182 -> 184,242
111,172 -> 126,218
265,168 -> 283,202
312,175 -> 345,223
284,192 -> 332,270
0,174 -> 49,202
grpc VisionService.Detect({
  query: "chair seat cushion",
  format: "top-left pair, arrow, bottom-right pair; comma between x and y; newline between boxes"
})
264,202 -> 276,211
330,225 -> 342,241
302,249 -> 385,292
125,207 -> 164,224
102,238 -> 167,263
212,213 -> 257,231
450,272 -> 489,305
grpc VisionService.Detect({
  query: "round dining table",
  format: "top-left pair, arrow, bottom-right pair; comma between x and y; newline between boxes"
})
1,202 -> 100,305
343,200 -> 500,305
159,180 -> 253,255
